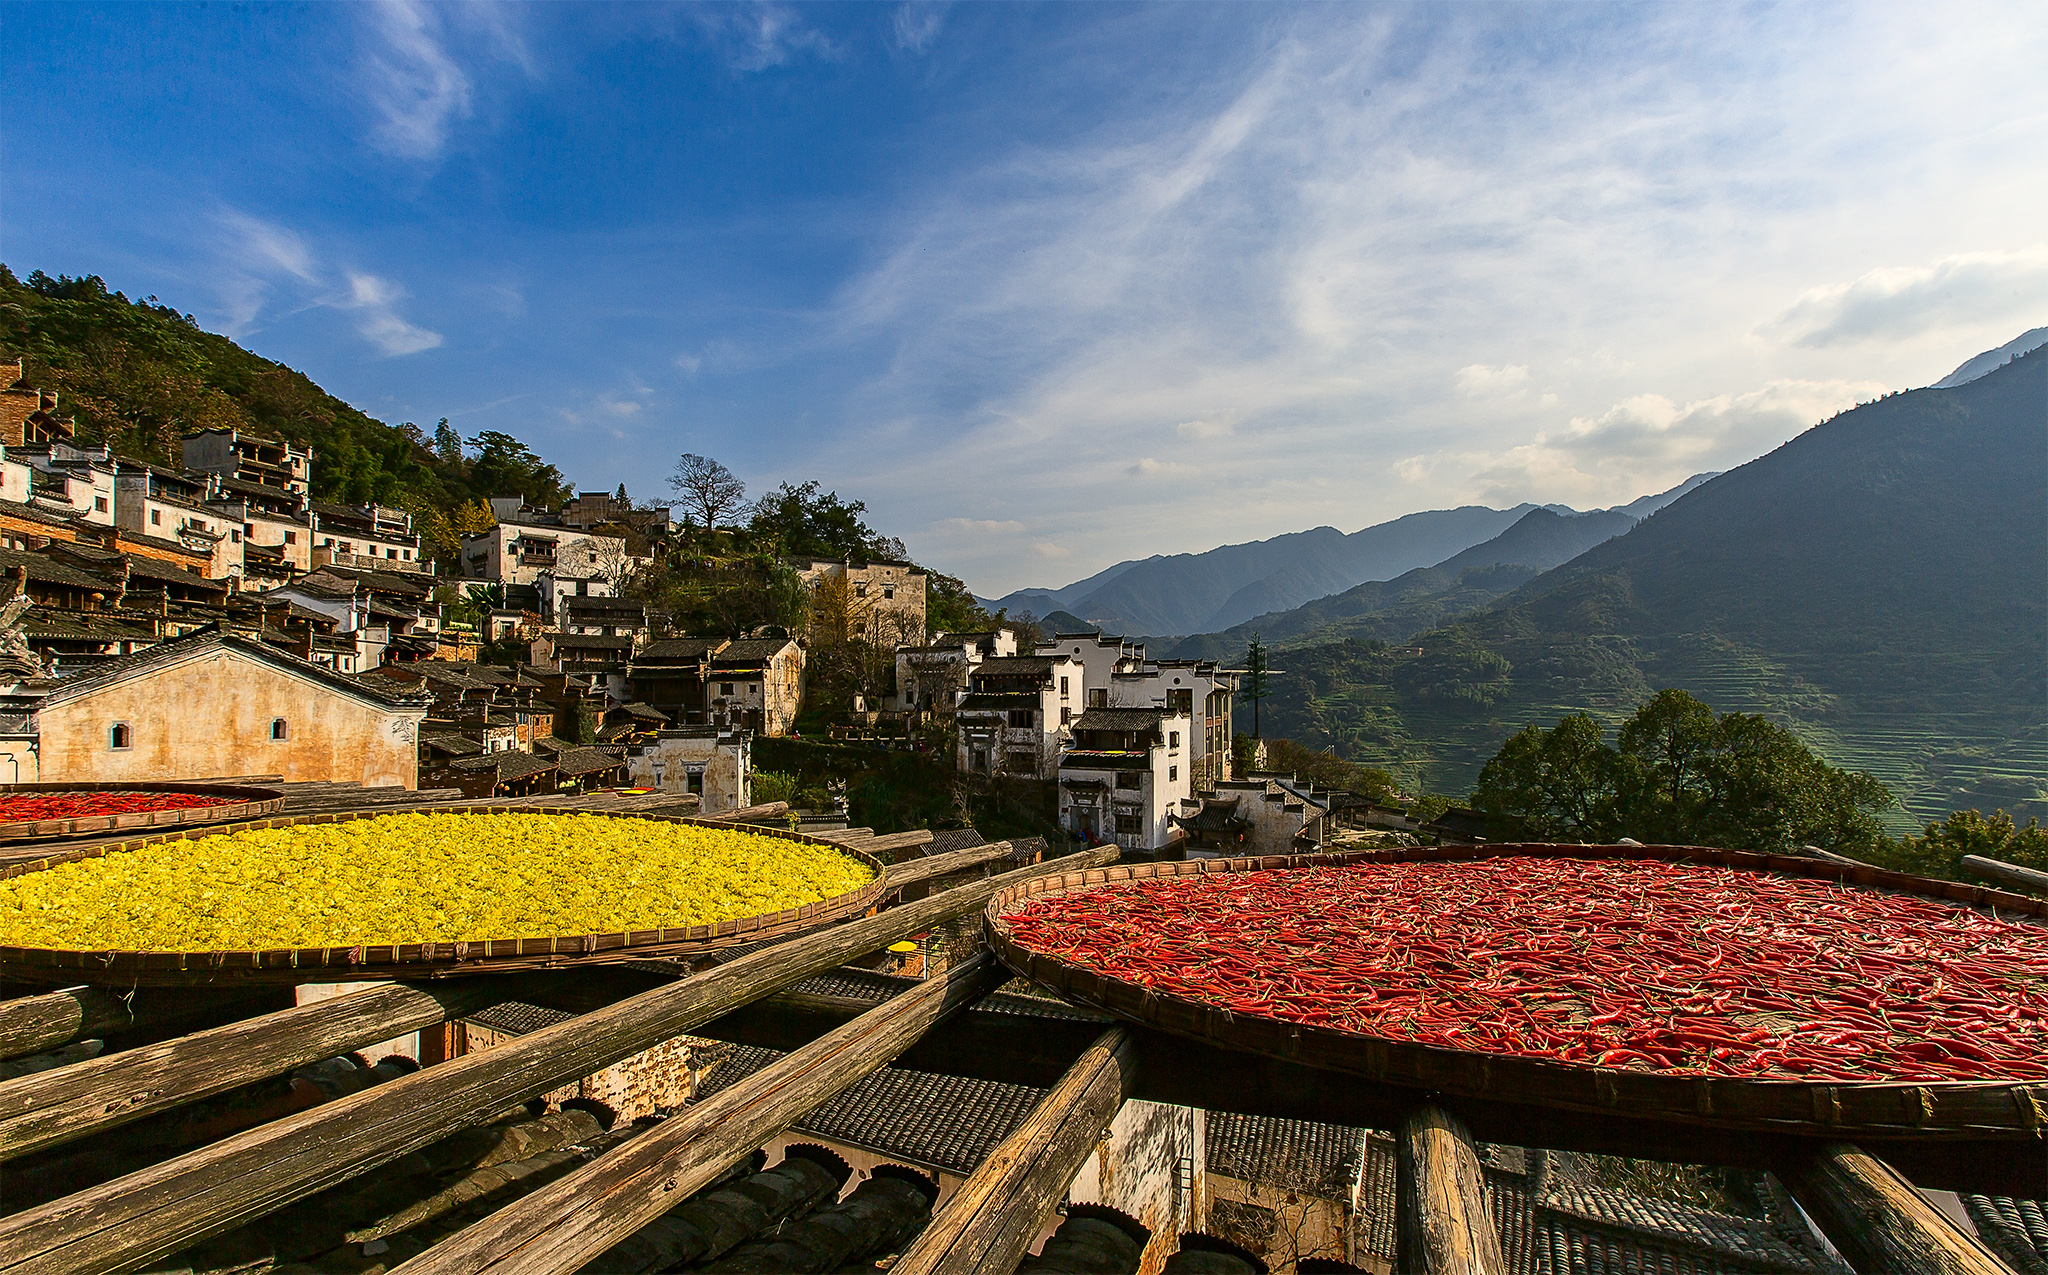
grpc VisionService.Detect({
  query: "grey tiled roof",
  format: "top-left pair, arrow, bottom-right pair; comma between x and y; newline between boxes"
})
690,1043 -> 1043,1176
1072,707 -> 1174,732
924,829 -> 987,855
1963,1196 -> 2048,1275
1205,1114 -> 1362,1194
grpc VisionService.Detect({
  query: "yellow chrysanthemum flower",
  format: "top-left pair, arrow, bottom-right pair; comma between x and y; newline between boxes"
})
0,813 -> 874,950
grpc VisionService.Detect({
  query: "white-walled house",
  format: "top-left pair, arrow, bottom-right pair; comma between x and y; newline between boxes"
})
1057,706 -> 1194,852
1174,776 -> 1332,858
892,627 -> 1018,714
621,727 -> 751,814
955,652 -> 1084,778
1036,632 -> 1238,790
463,520 -> 630,587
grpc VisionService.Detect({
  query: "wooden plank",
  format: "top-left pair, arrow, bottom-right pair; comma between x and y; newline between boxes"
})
882,842 -> 1013,891
693,801 -> 790,824
0,844 -> 1117,1275
389,954 -> 1008,1275
810,828 -> 876,845
1961,854 -> 2048,896
1777,1142 -> 2017,1275
862,830 -> 936,857
1396,1104 -> 1508,1275
891,1027 -> 1137,1275
0,978 -> 514,1162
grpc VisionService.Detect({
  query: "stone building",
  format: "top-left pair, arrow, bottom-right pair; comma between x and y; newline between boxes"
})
0,357 -> 77,447
891,628 -> 1018,716
10,629 -> 429,788
786,555 -> 929,645
181,427 -> 312,498
1174,776 -> 1331,858
625,636 -> 805,736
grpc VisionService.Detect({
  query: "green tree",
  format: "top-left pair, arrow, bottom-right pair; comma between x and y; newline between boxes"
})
1873,809 -> 2048,882
745,480 -> 904,559
670,453 -> 748,530
926,570 -> 996,636
1263,738 -> 1398,801
433,418 -> 463,464
1472,691 -> 1893,852
1473,714 -> 1618,840
467,430 -> 570,507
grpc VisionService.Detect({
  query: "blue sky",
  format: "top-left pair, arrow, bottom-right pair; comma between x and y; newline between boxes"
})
7,2 -> 2047,594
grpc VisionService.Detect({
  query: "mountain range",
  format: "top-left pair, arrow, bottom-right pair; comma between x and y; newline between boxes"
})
1241,339 -> 2046,825
985,476 -> 1711,637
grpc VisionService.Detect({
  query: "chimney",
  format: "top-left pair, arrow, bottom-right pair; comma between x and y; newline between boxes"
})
297,623 -> 314,664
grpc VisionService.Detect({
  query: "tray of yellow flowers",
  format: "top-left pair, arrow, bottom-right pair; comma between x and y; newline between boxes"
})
0,807 -> 884,984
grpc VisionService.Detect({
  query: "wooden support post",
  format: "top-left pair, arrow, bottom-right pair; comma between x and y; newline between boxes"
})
1960,854 -> 2048,896
0,845 -> 1116,1275
1777,1142 -> 2017,1275
891,1027 -> 1139,1275
691,801 -> 790,824
389,953 -> 1007,1275
0,978 -> 513,1162
1395,1104 -> 1508,1275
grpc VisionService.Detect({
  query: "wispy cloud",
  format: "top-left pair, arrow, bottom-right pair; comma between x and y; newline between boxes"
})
1763,247 -> 2048,348
829,3 -> 2048,592
346,272 -> 444,355
356,0 -> 535,160
208,209 -> 441,357
891,3 -> 948,54
933,517 -> 1027,535
691,3 -> 836,73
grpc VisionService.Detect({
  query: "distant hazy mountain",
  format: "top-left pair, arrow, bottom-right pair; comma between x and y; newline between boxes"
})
987,504 -> 1574,637
1932,325 -> 2048,388
1160,477 -> 1713,660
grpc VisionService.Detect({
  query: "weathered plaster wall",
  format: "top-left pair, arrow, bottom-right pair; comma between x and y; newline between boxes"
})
37,648 -> 423,787
1065,1099 -> 1204,1275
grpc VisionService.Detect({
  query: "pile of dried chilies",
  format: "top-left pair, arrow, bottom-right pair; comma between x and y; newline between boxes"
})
0,791 -> 241,823
1001,857 -> 2048,1081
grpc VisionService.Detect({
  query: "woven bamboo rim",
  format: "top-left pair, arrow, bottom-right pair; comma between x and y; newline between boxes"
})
984,842 -> 2048,1140
0,782 -> 285,842
0,804 -> 885,985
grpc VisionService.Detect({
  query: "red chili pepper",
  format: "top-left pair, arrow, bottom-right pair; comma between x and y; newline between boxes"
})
1003,856 -> 2048,1083
0,791 -> 240,822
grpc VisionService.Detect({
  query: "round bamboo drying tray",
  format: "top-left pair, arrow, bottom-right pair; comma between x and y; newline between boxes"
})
0,781 -> 284,842
985,842 -> 2048,1140
0,804 -> 886,985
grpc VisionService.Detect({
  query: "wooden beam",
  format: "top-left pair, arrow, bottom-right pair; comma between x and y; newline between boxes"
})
1776,1143 -> 2017,1275
891,1027 -> 1138,1275
1396,1104 -> 1508,1275
0,978 -> 514,1162
1960,854 -> 2048,896
692,801 -> 790,824
858,830 -> 936,859
0,987 -> 136,1061
0,845 -> 1116,1275
810,828 -> 876,844
881,842 -> 1015,891
389,954 -> 1007,1275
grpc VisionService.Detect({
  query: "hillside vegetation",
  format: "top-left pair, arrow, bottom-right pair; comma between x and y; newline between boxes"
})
1253,352 -> 2048,825
0,268 -> 569,533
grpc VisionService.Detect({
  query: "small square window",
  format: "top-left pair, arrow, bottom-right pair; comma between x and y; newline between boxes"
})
1170,766 -> 1178,781
1061,706 -> 1072,724
271,718 -> 289,741
721,682 -> 735,696
285,531 -> 297,544
883,585 -> 895,599
94,496 -> 108,512
109,722 -> 132,750
1170,731 -> 1180,749
150,510 -> 161,526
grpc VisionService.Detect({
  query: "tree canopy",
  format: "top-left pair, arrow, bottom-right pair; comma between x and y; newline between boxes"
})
1472,689 -> 1894,853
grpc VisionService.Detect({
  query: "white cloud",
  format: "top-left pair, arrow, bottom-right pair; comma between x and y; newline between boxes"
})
1466,377 -> 1887,507
346,273 -> 445,355
1175,419 -> 1233,440
1456,364 -> 1530,397
1764,247 -> 2048,348
359,0 -> 472,159
933,517 -> 1027,535
891,3 -> 947,53
1033,542 -> 1073,560
1126,457 -> 1194,478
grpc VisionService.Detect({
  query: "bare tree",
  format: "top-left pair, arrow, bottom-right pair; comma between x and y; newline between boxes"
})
668,454 -> 747,529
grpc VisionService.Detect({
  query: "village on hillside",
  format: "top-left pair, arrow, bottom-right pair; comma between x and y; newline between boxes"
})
0,355 -> 1436,859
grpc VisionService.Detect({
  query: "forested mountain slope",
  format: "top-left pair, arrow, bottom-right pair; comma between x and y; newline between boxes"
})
1256,351 -> 2047,824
